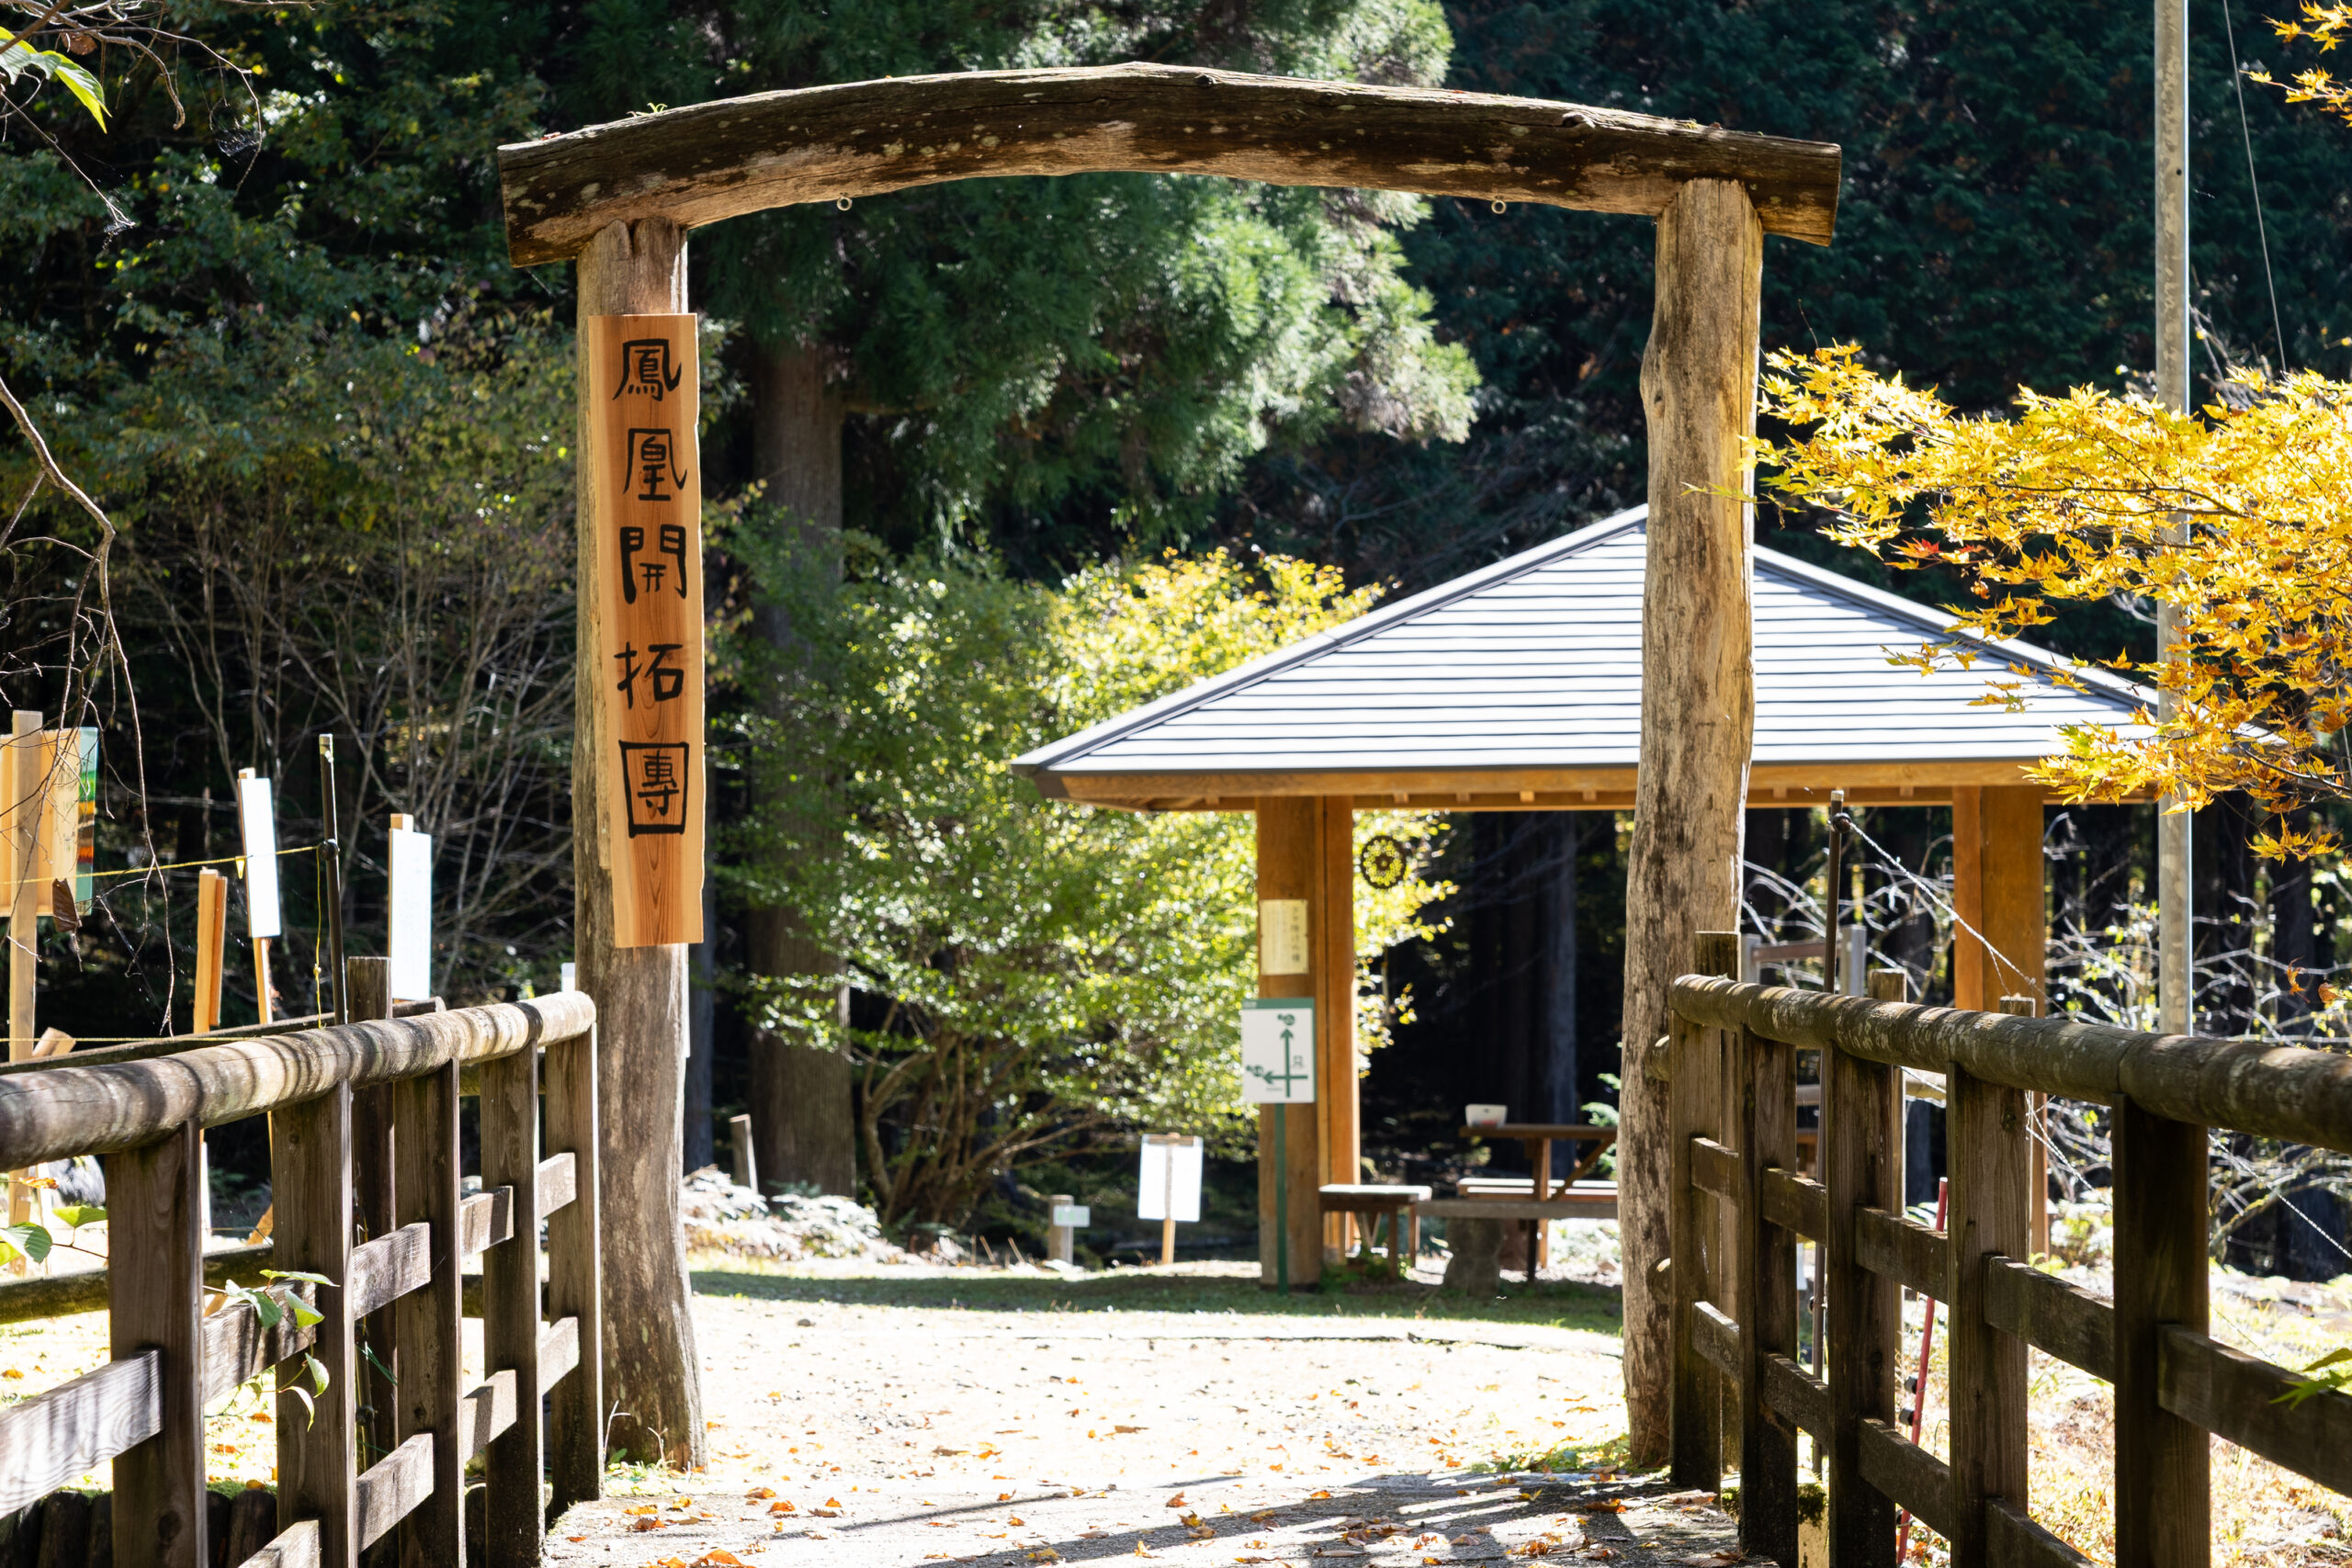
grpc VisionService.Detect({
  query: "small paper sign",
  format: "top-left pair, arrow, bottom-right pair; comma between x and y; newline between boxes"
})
389,824 -> 433,1001
1137,1135 -> 1204,1224
1258,899 -> 1309,976
1240,997 -> 1316,1104
236,774 -> 281,939
1465,1103 -> 1508,1128
1050,1203 -> 1091,1229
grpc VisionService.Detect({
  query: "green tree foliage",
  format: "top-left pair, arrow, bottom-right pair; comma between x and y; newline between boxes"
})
724,542 -> 1447,1225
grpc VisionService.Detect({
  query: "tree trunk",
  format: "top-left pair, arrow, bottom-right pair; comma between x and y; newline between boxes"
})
744,339 -> 856,1197
1617,178 -> 1761,1466
575,217 -> 706,1471
684,874 -> 715,1173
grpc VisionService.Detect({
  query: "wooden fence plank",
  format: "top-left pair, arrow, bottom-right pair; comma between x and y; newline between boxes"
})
1669,933 -> 1736,1490
274,1081 -> 357,1568
347,1223 -> 432,1319
1946,1047 -> 2030,1568
2115,1098 -> 2211,1568
1690,1137 -> 1738,1200
1854,1206 -> 1946,1300
1691,1301 -> 1739,1380
1825,967 -> 1906,1567
536,1150 -> 577,1219
0,1240 -> 272,1327
459,1187 -> 514,1258
1759,1168 -> 1826,1240
391,1055 -> 463,1568
457,1370 -> 519,1463
540,1314 -> 581,1390
233,1520 -> 322,1568
2157,1323 -> 2352,1495
105,1116 -> 206,1568
0,1351 -> 158,1515
1761,1353 -> 1828,1438
543,1024 -> 602,1514
1982,1257 -> 2115,1384
355,1434 -> 435,1550
347,959 -> 399,1475
1985,1499 -> 2096,1568
478,1043 -> 541,1566
1736,1020 -> 1799,1566
1856,1418 -> 1955,1540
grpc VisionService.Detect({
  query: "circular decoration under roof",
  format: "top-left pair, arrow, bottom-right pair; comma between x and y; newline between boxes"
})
1358,833 -> 1409,890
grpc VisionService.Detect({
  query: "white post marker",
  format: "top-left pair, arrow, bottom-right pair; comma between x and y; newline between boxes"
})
388,814 -> 433,1003
1138,1134 -> 1204,1267
1047,1196 -> 1090,1266
235,771 -> 282,1023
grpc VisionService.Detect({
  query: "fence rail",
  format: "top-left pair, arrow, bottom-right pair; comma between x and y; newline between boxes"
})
0,960 -> 601,1568
1665,933 -> 2352,1568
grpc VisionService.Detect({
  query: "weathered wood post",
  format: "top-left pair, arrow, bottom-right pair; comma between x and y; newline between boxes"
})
1668,932 -> 1736,1488
574,217 -> 706,1468
1618,177 -> 1762,1461
1825,968 -> 1906,1564
1255,797 -> 1323,1284
2112,1094 -> 2210,1566
276,1078 -> 357,1566
107,1120 -> 206,1568
1315,795 -> 1358,1256
1734,984 -> 1797,1563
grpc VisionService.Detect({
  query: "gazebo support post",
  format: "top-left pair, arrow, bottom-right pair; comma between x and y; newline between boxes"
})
1617,177 -> 1763,1465
1950,784 -> 2050,1253
1256,797 -> 1326,1286
1317,795 -> 1360,1261
574,217 -> 707,1470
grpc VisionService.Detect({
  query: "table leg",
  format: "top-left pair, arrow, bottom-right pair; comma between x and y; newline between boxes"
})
1535,1138 -> 1554,1271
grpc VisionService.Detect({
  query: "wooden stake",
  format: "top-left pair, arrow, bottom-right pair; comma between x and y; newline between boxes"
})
6,711 -> 42,1278
1160,1214 -> 1176,1268
193,868 -> 228,1033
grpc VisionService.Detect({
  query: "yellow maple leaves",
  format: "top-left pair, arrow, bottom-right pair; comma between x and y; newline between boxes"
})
1758,344 -> 2352,849
2252,4 -> 2352,123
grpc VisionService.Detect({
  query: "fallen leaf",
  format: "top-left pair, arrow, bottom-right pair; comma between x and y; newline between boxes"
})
999,1493 -> 1015,1502
1114,1425 -> 1145,1434
769,1501 -> 797,1515
693,1553 -> 745,1567
746,1487 -> 775,1500
1008,1517 -> 1026,1527
629,1518 -> 665,1533
567,1538 -> 586,1544
809,1509 -> 840,1519
1307,1491 -> 1332,1500
823,1499 -> 842,1509
1679,1555 -> 1743,1567
1166,1494 -> 1188,1509
1582,1500 -> 1625,1515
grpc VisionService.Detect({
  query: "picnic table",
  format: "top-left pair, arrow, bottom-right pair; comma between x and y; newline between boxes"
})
1448,1122 -> 1619,1279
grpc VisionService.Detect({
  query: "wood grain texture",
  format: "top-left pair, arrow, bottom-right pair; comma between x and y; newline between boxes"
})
1665,977 -> 2352,1157
1946,1059 -> 2029,1568
2114,1099 -> 2210,1566
1668,932 -> 1734,1491
1826,968 -> 1905,1566
479,1043 -> 541,1568
1982,1257 -> 2114,1384
458,1187 -> 514,1258
2156,1323 -> 2351,1495
537,1149 -> 577,1218
1315,796 -> 1357,1258
345,960 -> 399,1475
1761,1352 -> 1828,1439
544,1030 -> 605,1513
1690,1300 -> 1739,1381
0,1351 -> 158,1516
354,1434 -> 434,1550
1853,1206 -> 1946,1301
1735,1020 -> 1798,1566
572,218 -> 705,1473
274,1081 -> 356,1568
232,1520 -> 322,1568
457,1370 -> 518,1463
106,1120 -> 206,1568
1758,1167 -> 1825,1239
1984,1499 -> 2095,1568
496,62 -> 1840,266
347,1223 -> 431,1319
0,995 -> 593,1172
1254,796 -> 1322,1287
1857,1418 -> 1956,1540
1618,179 -> 1762,1464
391,1058 -> 462,1568
201,1282 -> 322,1405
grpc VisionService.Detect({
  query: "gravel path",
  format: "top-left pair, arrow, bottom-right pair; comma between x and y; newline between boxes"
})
544,1262 -> 1747,1568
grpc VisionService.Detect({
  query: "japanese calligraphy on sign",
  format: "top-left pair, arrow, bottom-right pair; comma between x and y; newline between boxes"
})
587,313 -> 705,946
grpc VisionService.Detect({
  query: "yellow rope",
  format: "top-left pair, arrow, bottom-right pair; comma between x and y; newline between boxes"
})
83,843 -> 322,884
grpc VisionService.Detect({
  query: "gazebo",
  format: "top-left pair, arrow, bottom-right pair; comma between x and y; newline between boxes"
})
1013,504 -> 2153,1272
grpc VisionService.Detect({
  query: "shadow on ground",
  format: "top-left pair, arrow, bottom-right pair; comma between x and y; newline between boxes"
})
688,1264 -> 1624,1334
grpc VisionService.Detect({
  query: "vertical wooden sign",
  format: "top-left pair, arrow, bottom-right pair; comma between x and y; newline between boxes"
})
585,313 -> 705,946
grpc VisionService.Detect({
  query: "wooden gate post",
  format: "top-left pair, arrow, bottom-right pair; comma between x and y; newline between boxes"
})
2112,1097 -> 2210,1567
276,1080 -> 357,1568
574,216 -> 705,1467
348,960 -> 400,1472
383,957 -> 465,1568
480,1040 -> 542,1566
547,1022 -> 606,1512
1668,932 -> 1736,1488
107,1121 -> 206,1568
1734,997 -> 1798,1563
1942,1000 -> 2032,1567
1617,175 -> 1762,1461
1825,969 -> 1906,1565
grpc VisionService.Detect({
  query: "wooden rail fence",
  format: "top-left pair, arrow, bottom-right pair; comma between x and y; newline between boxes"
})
1666,930 -> 2352,1568
0,958 -> 601,1568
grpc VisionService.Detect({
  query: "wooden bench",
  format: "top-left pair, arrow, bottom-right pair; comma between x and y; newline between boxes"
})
1418,1190 -> 1619,1291
1317,1184 -> 1432,1276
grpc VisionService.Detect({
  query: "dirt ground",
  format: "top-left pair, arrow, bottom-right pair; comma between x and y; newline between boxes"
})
542,1258 -> 1747,1568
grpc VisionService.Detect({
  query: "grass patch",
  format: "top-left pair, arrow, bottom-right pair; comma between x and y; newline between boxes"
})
688,1262 -> 1624,1336
1476,1432 -> 1632,1475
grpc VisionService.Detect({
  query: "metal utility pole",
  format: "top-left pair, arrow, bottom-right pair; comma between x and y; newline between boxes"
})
2155,0 -> 2194,1036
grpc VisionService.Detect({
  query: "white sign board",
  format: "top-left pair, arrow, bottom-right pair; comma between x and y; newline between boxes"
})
1258,899 -> 1309,976
1050,1203 -> 1091,1229
1465,1103 -> 1508,1128
560,961 -> 576,992
1137,1135 -> 1204,1224
1240,997 -> 1316,1104
388,825 -> 433,1001
236,774 -> 281,939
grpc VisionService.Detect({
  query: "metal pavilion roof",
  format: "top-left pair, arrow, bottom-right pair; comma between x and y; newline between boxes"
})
1012,506 -> 2154,813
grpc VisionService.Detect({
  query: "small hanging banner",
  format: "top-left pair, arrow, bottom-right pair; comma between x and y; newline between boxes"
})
388,822 -> 433,1001
586,313 -> 705,947
1240,997 -> 1317,1104
72,728 -> 96,913
236,774 -> 281,940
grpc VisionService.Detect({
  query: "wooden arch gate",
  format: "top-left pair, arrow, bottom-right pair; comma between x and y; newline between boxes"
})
493,61 -> 1841,1468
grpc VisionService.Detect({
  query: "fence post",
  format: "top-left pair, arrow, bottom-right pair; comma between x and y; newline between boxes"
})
1942,998 -> 2033,1567
480,1039 -> 543,1566
384,964 -> 465,1568
1735,985 -> 1798,1563
546,1022 -> 605,1513
276,1078 -> 358,1568
348,960 -> 401,1472
1824,969 -> 1905,1566
1669,932 -> 1736,1488
107,1120 -> 206,1568
2113,1095 -> 2210,1568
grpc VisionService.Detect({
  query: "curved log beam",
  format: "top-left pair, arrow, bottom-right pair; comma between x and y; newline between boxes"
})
496,62 -> 1840,266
